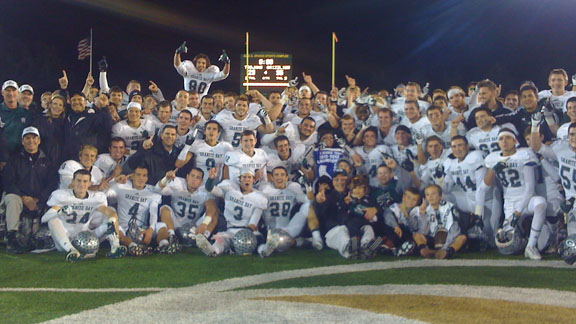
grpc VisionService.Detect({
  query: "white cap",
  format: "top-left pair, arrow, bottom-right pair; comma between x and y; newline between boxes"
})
2,80 -> 18,91
127,102 -> 142,111
447,88 -> 465,99
299,85 -> 311,94
239,168 -> 255,177
22,126 -> 40,138
18,84 -> 34,94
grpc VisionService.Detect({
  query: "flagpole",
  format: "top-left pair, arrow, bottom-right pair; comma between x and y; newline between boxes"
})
332,32 -> 336,88
89,28 -> 93,75
245,32 -> 249,92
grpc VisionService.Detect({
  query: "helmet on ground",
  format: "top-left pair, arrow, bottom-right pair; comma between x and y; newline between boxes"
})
175,223 -> 197,247
269,228 -> 293,253
558,234 -> 576,265
72,231 -> 100,255
232,229 -> 257,255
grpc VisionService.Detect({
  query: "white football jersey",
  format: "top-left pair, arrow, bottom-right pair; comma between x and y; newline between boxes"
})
158,177 -> 214,228
59,160 -> 105,189
377,125 -> 398,147
94,154 -> 127,179
421,123 -> 465,148
417,151 -> 450,187
111,119 -> 156,153
399,116 -> 430,138
225,149 -> 268,184
175,62 -> 227,97
283,111 -> 329,127
420,200 -> 458,236
211,180 -> 268,228
174,128 -> 194,150
191,140 -> 233,183
485,148 -> 538,200
266,144 -> 306,178
540,140 -> 576,199
391,98 -> 430,117
213,113 -> 262,147
106,182 -> 161,231
261,182 -> 307,229
43,189 -> 107,234
466,123 -> 517,157
444,150 -> 485,194
556,122 -> 571,141
170,107 -> 200,124
364,145 -> 392,186
538,90 -> 576,112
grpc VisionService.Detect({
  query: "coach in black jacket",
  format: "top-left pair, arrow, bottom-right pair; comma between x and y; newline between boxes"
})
3,127 -> 58,253
125,125 -> 185,185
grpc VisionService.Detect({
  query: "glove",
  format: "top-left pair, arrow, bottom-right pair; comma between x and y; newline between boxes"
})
141,130 -> 149,139
318,103 -> 329,114
288,77 -> 299,87
413,132 -> 424,146
542,99 -> 556,124
337,88 -> 347,105
355,93 -> 370,105
185,132 -> 196,146
400,157 -> 414,172
433,165 -> 445,179
361,117 -> 372,130
257,108 -> 268,119
175,41 -> 187,54
58,206 -> 73,218
421,82 -> 430,98
572,74 -> 576,87
98,57 -> 108,72
334,134 -> 346,148
493,160 -> 507,174
531,112 -> 542,127
218,50 -> 230,63
561,197 -> 575,213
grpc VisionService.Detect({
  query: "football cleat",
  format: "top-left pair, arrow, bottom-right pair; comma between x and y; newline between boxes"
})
107,245 -> 127,259
524,245 -> 542,260
158,235 -> 181,254
312,237 -> 324,251
260,234 -> 280,258
348,237 -> 360,260
128,244 -> 144,257
195,234 -> 217,257
395,240 -> 415,257
360,236 -> 383,260
66,249 -> 84,263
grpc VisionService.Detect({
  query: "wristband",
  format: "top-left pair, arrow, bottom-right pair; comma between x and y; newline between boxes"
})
202,216 -> 212,225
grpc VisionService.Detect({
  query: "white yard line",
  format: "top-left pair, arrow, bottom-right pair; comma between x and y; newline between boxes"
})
41,259 -> 574,324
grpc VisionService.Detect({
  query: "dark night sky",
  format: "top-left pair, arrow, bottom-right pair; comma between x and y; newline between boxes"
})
1,0 -> 575,98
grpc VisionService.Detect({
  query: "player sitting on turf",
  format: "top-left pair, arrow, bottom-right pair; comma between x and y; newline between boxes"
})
413,184 -> 467,259
41,169 -> 127,262
197,168 -> 267,257
156,167 -> 219,254
341,175 -> 383,259
258,166 -> 314,258
106,165 -> 163,256
383,188 -> 422,256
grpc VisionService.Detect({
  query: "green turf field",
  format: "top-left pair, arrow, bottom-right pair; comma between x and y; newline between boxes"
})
0,247 -> 571,323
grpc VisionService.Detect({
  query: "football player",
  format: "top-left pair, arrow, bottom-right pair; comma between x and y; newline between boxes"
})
466,108 -> 517,157
482,128 -> 547,259
59,145 -> 106,190
94,137 -> 128,179
213,95 -> 274,147
111,102 -> 156,154
177,120 -> 232,184
258,166 -> 313,257
106,166 -> 163,256
173,43 -> 230,97
196,168 -> 268,256
41,169 -> 127,262
224,130 -> 269,186
156,167 -> 219,253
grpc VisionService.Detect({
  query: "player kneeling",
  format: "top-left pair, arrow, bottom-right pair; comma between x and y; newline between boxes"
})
197,168 -> 267,257
41,169 -> 127,262
156,167 -> 220,254
413,185 -> 467,259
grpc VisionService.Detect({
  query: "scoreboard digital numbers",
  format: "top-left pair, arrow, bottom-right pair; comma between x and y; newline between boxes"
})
240,52 -> 292,92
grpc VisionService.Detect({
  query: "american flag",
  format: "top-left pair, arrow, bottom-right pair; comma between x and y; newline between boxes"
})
77,38 -> 91,60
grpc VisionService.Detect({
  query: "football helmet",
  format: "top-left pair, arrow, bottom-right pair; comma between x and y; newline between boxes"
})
175,223 -> 197,248
268,228 -> 293,253
558,234 -> 576,265
31,225 -> 55,250
72,231 -> 100,255
232,229 -> 257,255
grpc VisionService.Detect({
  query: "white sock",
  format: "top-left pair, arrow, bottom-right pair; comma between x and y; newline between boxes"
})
48,218 -> 74,252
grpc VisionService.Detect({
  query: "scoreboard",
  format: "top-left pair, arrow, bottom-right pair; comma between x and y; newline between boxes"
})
240,52 -> 292,93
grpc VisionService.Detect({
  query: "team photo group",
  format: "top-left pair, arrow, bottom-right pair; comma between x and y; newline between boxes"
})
2,41 -> 576,265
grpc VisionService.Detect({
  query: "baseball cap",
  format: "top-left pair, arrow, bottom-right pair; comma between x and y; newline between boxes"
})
129,90 -> 143,102
2,80 -> 18,91
127,102 -> 142,111
333,168 -> 348,178
19,84 -> 34,94
22,126 -> 40,138
395,124 -> 412,134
